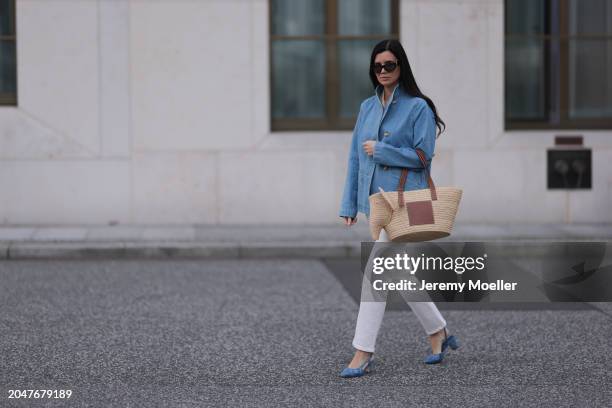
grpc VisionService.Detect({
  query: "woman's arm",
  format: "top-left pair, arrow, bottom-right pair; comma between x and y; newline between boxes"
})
338,104 -> 365,218
372,102 -> 436,168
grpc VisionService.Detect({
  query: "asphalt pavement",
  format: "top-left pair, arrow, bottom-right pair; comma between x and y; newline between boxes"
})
1,257 -> 610,407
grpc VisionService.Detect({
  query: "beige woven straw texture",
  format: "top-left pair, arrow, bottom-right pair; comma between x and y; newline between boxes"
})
368,187 -> 462,242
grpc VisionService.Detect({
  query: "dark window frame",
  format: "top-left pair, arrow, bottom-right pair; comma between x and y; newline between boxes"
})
269,0 -> 399,131
0,0 -> 16,106
504,0 -> 612,130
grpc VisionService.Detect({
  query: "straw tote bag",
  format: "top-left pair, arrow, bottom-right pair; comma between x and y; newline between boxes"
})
368,148 -> 462,242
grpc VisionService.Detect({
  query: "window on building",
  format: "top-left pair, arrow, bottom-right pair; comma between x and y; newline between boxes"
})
0,0 -> 16,106
505,0 -> 612,130
270,0 -> 399,131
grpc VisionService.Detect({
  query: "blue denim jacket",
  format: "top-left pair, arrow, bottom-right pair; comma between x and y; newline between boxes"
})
338,83 -> 437,219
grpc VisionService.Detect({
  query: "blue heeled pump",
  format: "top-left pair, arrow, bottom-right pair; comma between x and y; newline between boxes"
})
423,327 -> 460,364
340,355 -> 375,378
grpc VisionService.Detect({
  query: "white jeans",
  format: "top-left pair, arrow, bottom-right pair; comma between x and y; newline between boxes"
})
352,228 -> 447,353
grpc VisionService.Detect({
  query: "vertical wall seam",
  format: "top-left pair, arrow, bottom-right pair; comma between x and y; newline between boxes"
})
215,152 -> 220,224
416,0 -> 420,73
565,191 -> 572,224
97,0 -> 102,157
486,2 -> 490,150
127,0 -> 134,223
250,0 -> 255,150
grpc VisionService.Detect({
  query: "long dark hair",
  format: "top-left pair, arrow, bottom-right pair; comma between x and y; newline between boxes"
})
369,39 -> 446,137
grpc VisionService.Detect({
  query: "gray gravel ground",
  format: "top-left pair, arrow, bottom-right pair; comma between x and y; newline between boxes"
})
1,258 -> 610,407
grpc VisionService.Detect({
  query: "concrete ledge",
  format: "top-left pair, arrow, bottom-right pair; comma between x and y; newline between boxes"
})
7,242 -> 241,260
8,242 -> 128,259
237,241 -> 352,258
5,241 -> 352,260
4,239 -> 612,260
1,223 -> 611,259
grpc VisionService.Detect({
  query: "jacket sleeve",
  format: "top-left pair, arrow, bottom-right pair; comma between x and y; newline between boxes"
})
372,101 -> 436,168
338,104 -> 364,218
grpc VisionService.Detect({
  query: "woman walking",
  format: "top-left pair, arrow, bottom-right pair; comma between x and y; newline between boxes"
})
338,39 -> 459,377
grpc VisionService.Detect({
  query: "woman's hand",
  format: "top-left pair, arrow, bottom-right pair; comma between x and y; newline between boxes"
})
362,140 -> 376,156
342,216 -> 357,226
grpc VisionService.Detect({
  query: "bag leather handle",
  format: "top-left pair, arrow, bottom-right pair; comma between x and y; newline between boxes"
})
396,148 -> 437,207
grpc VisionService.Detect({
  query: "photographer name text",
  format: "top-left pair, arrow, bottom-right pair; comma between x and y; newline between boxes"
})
372,279 -> 518,292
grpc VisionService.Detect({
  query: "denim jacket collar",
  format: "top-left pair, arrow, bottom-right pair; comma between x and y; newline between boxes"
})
375,82 -> 402,106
